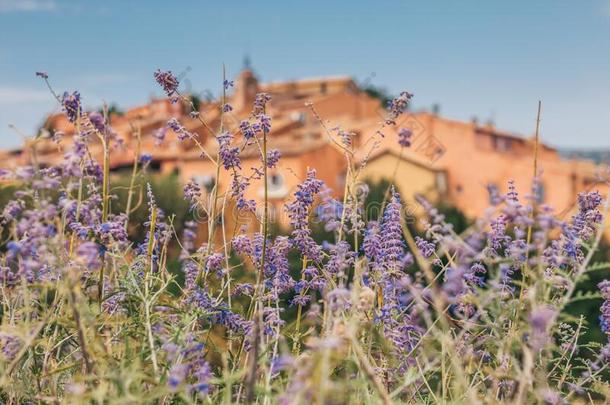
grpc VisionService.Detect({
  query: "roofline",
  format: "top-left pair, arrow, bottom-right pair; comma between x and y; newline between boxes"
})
260,75 -> 354,89
365,148 -> 446,173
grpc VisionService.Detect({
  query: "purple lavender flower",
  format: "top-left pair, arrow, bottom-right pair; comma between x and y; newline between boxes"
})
380,191 -> 405,270
167,118 -> 192,141
316,187 -> 343,232
572,191 -> 604,240
327,287 -> 352,313
415,236 -> 435,258
239,120 -> 256,140
184,179 -> 202,209
205,252 -> 224,276
599,280 -> 610,334
88,112 -> 106,133
76,242 -> 102,268
98,214 -> 128,245
154,69 -> 179,96
285,169 -> 324,262
253,93 -> 271,114
0,332 -> 21,360
230,173 -> 256,212
398,128 -> 413,147
153,126 -> 167,146
259,114 -> 272,132
217,132 -> 241,170
363,220 -> 382,260
529,306 -> 556,350
489,214 -> 510,253
232,232 -> 253,256
35,71 -> 48,79
223,79 -> 234,90
506,180 -> 519,204
324,241 -> 355,277
222,103 -> 233,112
139,153 -> 153,164
61,91 -> 81,123
2,200 -> 24,222
386,91 -> 413,125
266,149 -> 281,168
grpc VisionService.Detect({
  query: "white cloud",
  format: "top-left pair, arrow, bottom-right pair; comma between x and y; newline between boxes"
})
0,86 -> 51,103
0,0 -> 57,13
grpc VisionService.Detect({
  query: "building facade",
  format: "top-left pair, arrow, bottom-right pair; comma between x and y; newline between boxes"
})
2,69 -> 608,232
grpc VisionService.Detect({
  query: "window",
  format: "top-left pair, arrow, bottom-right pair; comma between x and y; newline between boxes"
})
262,172 -> 288,198
270,173 -> 283,188
290,111 -> 306,124
492,136 -> 512,152
194,174 -> 216,192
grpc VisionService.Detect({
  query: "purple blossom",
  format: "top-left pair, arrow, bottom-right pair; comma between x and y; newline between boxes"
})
167,118 -> 192,141
398,128 -> 413,147
205,252 -> 224,276
266,149 -> 281,168
363,220 -> 382,260
184,179 -> 202,208
76,242 -> 102,269
415,236 -> 435,258
380,191 -> 405,270
217,132 -> 241,170
529,306 -> 556,350
2,200 -> 24,222
259,114 -> 272,132
88,112 -> 106,133
572,191 -> 604,240
239,120 -> 256,140
232,232 -> 253,256
35,71 -> 48,79
61,91 -> 81,123
153,126 -> 167,146
154,69 -> 179,96
285,169 -> 324,262
253,92 -> 271,114
139,153 -> 153,164
386,91 -> 413,125
599,280 -> 610,335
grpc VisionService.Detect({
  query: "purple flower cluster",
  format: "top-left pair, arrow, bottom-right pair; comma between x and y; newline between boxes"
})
599,280 -> 610,334
266,149 -> 281,168
398,127 -> 413,147
217,132 -> 241,169
154,69 -> 180,97
380,191 -> 406,270
61,91 -> 81,123
285,168 -> 324,262
167,118 -> 192,141
386,91 -> 413,125
184,179 -> 202,209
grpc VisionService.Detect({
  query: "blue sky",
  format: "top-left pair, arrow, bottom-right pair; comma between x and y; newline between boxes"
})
1,0 -> 609,149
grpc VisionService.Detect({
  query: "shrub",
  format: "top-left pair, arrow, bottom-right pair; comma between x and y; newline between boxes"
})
0,70 -> 608,404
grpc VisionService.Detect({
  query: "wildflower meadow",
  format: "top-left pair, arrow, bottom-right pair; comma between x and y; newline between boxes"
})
0,68 -> 609,405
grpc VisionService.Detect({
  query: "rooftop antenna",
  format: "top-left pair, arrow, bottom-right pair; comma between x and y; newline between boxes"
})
243,54 -> 252,70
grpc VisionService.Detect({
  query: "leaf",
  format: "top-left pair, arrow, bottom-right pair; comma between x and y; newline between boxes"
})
569,290 -> 603,303
584,261 -> 610,273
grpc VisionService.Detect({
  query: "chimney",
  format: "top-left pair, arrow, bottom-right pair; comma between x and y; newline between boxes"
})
233,69 -> 259,113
